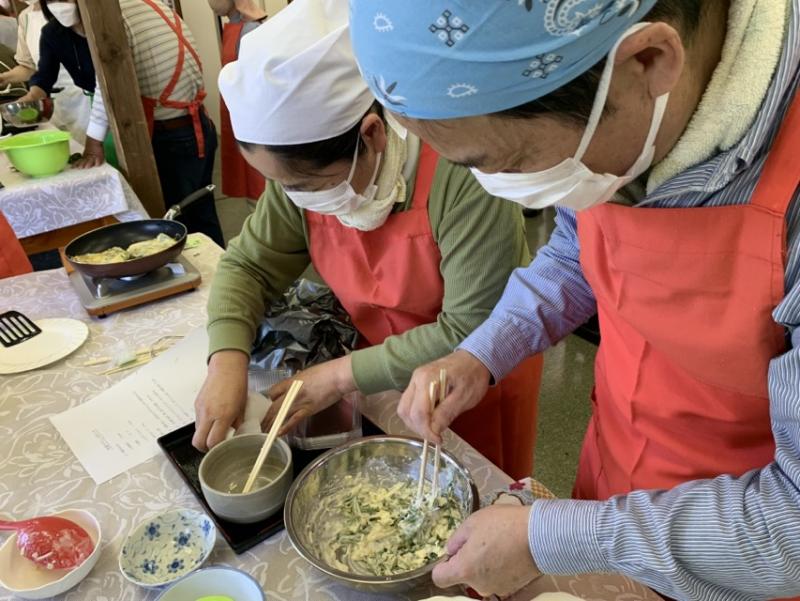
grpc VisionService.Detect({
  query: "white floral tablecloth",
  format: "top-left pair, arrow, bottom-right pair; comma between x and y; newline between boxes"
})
0,147 -> 147,239
0,236 -> 661,601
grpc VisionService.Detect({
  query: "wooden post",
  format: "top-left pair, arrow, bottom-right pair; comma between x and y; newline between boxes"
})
77,0 -> 166,217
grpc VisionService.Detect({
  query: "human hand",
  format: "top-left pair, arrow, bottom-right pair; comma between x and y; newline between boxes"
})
433,505 -> 540,597
263,355 -> 356,435
192,350 -> 249,451
397,350 -> 491,444
74,136 -> 105,169
17,84 -> 46,103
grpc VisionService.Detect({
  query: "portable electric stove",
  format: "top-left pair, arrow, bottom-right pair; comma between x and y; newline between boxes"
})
63,254 -> 202,317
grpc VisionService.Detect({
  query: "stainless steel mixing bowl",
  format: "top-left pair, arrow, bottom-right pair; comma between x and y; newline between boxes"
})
0,98 -> 54,127
284,435 -> 479,593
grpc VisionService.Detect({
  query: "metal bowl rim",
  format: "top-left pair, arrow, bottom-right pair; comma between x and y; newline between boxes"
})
284,434 -> 479,585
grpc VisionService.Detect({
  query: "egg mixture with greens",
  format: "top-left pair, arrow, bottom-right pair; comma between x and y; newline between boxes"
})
308,474 -> 464,577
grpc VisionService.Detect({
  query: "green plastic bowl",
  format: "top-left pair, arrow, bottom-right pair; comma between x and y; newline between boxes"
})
0,130 -> 71,177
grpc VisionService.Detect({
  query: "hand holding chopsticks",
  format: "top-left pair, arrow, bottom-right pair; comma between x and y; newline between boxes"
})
242,379 -> 303,494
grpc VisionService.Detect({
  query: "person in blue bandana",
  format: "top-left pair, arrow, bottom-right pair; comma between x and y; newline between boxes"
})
350,1 -> 800,600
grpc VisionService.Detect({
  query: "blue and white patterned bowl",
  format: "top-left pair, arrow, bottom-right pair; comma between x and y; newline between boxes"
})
118,509 -> 216,588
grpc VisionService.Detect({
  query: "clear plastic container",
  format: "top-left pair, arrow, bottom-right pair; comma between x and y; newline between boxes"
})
288,391 -> 363,450
248,367 -> 292,394
248,367 -> 363,450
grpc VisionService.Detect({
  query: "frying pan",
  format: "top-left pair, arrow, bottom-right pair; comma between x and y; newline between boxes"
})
65,185 -> 215,279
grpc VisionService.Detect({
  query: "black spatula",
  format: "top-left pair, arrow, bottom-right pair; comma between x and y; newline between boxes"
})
0,311 -> 42,348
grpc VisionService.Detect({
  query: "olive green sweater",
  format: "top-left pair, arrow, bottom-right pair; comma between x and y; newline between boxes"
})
207,158 -> 530,395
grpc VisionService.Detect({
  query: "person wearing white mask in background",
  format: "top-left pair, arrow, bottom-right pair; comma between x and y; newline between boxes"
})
0,0 -> 88,140
192,0 -> 544,483
207,0 -> 268,207
351,1 -> 800,600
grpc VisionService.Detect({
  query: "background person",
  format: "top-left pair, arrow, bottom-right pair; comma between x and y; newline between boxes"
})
21,0 -> 225,247
4,0 -> 90,141
208,0 -> 267,205
0,1 -> 18,51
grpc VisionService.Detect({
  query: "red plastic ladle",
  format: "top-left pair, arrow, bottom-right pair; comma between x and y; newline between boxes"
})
0,516 -> 94,570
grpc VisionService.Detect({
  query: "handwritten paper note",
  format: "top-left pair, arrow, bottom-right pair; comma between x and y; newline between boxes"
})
51,328 -> 208,484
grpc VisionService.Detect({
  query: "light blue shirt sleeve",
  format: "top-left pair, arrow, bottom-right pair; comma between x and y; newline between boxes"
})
459,208 -> 597,380
529,278 -> 800,601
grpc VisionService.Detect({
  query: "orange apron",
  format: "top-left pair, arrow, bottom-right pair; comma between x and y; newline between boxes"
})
139,0 -> 208,158
573,93 -> 798,518
0,211 -> 31,279
219,21 -> 266,200
306,144 -> 542,478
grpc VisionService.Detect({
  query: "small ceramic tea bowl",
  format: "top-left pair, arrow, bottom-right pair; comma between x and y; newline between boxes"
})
199,434 -> 292,524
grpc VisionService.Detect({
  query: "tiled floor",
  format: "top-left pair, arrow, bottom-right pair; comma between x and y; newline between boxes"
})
214,166 -> 595,498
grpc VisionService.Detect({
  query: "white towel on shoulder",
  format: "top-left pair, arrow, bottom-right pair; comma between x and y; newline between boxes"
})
648,0 -> 789,192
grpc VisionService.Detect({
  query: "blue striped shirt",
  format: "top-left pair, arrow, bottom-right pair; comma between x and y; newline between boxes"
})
460,6 -> 800,600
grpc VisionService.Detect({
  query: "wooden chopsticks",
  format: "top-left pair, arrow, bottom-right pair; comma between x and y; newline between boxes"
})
415,369 -> 446,506
429,369 -> 446,504
242,379 -> 303,494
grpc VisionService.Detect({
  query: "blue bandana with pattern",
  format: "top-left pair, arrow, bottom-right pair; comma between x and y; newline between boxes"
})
350,0 -> 658,119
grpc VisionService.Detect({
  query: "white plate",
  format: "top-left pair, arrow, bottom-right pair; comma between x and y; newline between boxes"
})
0,318 -> 88,375
423,593 -> 581,601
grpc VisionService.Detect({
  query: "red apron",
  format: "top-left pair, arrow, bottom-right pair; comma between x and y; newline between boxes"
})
219,21 -> 266,200
306,144 -> 543,478
572,94 -> 798,513
0,211 -> 31,279
139,0 -> 208,158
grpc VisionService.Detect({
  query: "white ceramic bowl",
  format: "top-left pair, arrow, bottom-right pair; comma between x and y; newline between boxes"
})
119,508 -> 215,588
0,509 -> 101,600
155,567 -> 265,601
199,434 -> 293,524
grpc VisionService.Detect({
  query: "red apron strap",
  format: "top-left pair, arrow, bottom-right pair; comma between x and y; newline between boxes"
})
139,0 -> 204,69
410,143 -> 439,210
221,21 -> 246,66
750,88 -> 800,215
139,0 -> 207,158
141,96 -> 156,136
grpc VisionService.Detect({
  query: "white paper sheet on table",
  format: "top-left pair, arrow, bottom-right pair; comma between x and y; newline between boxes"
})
50,328 -> 209,484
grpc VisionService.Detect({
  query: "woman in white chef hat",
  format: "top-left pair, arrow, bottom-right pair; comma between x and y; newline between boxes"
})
193,0 -> 543,479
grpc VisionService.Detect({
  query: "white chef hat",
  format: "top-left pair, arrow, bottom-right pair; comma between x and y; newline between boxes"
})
218,0 -> 376,145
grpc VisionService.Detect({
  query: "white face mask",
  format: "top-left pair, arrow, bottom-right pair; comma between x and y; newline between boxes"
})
471,23 -> 669,212
284,140 -> 382,216
48,2 -> 80,28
